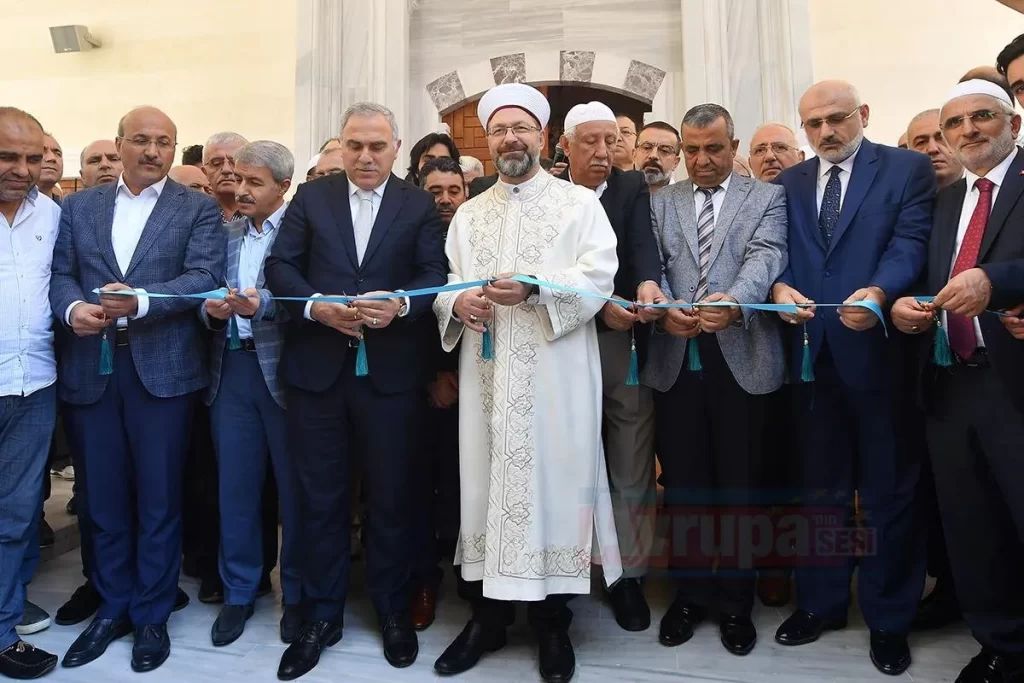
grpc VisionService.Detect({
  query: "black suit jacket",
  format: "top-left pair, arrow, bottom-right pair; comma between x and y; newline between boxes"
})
264,172 -> 447,395
469,174 -> 498,198
916,147 -> 1024,414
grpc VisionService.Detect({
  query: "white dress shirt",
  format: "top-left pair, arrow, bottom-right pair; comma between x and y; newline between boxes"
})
816,144 -> 860,215
566,168 -> 608,198
943,148 -> 1016,349
234,202 -> 287,339
304,176 -> 410,321
65,174 -> 162,327
0,188 -> 61,397
692,172 -> 733,223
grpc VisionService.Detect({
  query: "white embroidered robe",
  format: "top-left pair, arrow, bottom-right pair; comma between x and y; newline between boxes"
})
433,170 -> 623,600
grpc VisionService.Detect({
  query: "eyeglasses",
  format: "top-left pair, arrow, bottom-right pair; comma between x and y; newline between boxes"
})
801,109 -> 859,130
120,136 -> 176,151
486,125 -> 541,139
940,109 -> 1008,131
637,142 -> 679,156
750,142 -> 797,157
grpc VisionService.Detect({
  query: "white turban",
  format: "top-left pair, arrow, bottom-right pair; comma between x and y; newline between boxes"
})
943,78 -> 1014,108
563,101 -> 617,132
306,153 -> 321,173
477,83 -> 551,129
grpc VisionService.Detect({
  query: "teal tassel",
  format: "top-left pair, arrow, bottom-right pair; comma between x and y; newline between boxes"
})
800,325 -> 815,382
686,336 -> 703,372
481,325 -> 493,360
228,316 -> 241,350
99,329 -> 113,376
932,316 -> 954,367
355,336 -> 369,376
626,337 -> 639,386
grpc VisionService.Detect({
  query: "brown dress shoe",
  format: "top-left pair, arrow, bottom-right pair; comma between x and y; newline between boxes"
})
409,585 -> 437,631
757,575 -> 791,607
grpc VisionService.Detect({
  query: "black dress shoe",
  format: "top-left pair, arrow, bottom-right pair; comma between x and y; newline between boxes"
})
774,610 -> 847,646
609,578 -> 651,632
869,630 -> 910,676
434,620 -> 507,675
382,615 -> 418,668
198,575 -> 224,604
537,630 -> 575,683
277,620 -> 343,681
56,582 -> 102,626
66,495 -> 77,516
280,605 -> 304,644
912,582 -> 962,631
955,648 -> 1024,683
257,573 -> 273,598
720,614 -> 757,655
659,602 -> 706,647
131,624 -> 170,673
0,641 -> 58,680
173,587 -> 190,612
62,617 -> 133,668
212,604 -> 255,647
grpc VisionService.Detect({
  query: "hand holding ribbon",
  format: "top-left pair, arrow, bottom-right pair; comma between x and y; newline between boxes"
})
636,281 -> 668,322
454,288 -> 493,334
310,300 -> 363,339
771,282 -> 815,326
839,287 -> 886,331
483,274 -> 531,306
933,267 -> 992,317
99,282 -> 138,318
661,305 -> 701,338
600,296 -> 639,331
891,296 -> 935,335
696,293 -> 740,332
224,287 -> 260,317
351,291 -> 402,329
1000,304 -> 1024,340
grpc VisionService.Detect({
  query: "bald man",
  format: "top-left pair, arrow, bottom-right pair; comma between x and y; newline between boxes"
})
168,165 -> 212,194
79,140 -> 122,189
771,80 -> 934,676
749,124 -> 805,182
897,133 -> 908,149
51,106 -> 224,673
313,149 -> 345,178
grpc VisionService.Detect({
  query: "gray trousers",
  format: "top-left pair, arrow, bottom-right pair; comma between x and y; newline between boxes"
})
598,330 -> 657,579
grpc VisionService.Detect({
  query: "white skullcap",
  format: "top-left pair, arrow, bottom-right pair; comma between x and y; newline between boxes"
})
564,101 -> 617,131
477,83 -> 550,129
306,153 -> 321,173
944,79 -> 1013,108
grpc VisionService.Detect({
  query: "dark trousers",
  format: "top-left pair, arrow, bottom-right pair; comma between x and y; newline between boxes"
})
64,401 -> 95,583
288,356 -> 421,622
760,384 -> 794,582
791,344 -> 925,634
413,403 -> 461,588
654,335 -> 766,618
926,362 -> 1024,654
211,350 -> 301,606
461,579 -> 573,633
63,347 -> 194,626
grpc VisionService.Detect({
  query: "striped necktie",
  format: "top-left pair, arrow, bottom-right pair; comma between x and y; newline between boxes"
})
694,186 -> 719,302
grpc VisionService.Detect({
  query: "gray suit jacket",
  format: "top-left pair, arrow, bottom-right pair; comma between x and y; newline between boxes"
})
642,172 -> 788,395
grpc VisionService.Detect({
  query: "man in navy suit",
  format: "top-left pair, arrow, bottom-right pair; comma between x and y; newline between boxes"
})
770,81 -> 935,676
49,106 -> 224,673
264,102 -> 447,680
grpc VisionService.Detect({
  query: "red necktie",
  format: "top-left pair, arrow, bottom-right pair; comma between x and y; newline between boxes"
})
947,177 -> 994,359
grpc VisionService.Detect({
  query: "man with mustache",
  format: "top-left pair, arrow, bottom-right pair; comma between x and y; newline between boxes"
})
614,113 -> 638,172
36,132 -> 63,205
749,124 -> 805,183
203,132 -> 249,223
891,80 -> 1024,683
634,121 -> 681,192
79,141 -> 122,189
432,83 -> 625,682
51,105 -> 224,673
771,80 -> 935,676
556,101 -> 665,633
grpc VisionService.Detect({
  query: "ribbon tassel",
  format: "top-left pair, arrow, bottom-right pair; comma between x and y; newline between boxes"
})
686,337 -> 703,372
355,337 -> 369,376
228,316 -> 241,350
932,315 -> 954,367
481,325 -> 494,360
626,335 -> 639,386
800,324 -> 815,382
99,329 -> 113,376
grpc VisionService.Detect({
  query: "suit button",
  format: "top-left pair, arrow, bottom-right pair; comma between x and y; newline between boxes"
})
357,278 -> 365,285
823,270 -> 831,277
688,286 -> 695,292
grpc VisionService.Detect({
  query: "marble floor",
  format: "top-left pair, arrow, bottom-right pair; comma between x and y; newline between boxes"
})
22,550 -> 977,683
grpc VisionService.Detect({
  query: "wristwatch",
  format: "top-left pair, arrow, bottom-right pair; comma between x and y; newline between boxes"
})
525,281 -> 540,305
397,299 -> 409,317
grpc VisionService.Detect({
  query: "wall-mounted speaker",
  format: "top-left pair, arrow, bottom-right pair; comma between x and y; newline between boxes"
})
49,25 -> 102,53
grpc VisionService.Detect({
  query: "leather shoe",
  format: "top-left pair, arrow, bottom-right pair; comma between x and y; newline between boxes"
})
277,620 -> 342,681
757,575 -> 792,607
382,615 -> 418,668
720,614 -> 756,655
131,624 -> 170,673
55,582 -> 101,626
659,601 -> 706,647
774,610 -> 847,646
537,629 -> 575,683
198,575 -> 224,604
0,641 -> 58,680
62,617 -> 133,668
410,584 -> 437,630
212,604 -> 254,647
609,578 -> 650,632
174,587 -> 190,612
912,582 -> 962,631
434,620 -> 507,675
280,605 -> 304,644
869,630 -> 910,676
955,648 -> 1024,682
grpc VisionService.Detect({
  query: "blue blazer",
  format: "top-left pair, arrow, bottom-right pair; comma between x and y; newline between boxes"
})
264,172 -> 447,395
49,178 -> 225,404
775,139 -> 935,390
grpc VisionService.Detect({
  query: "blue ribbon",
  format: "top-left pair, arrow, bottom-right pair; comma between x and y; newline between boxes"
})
913,295 -> 1010,317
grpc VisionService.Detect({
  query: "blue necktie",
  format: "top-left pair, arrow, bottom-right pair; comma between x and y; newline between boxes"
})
819,166 -> 842,246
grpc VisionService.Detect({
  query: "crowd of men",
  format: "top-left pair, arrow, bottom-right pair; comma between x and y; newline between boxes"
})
2,31 -> 1024,683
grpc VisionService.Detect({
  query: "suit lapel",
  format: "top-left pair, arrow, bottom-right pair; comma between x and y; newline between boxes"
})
125,180 -> 185,279
980,147 -> 1024,259
327,174 -> 359,269
796,162 -> 824,252
673,182 -> 700,264
932,181 -> 966,292
360,175 -> 406,269
827,141 -> 879,259
709,173 -> 751,267
96,184 -> 122,279
256,221 -> 283,289
226,221 -> 245,289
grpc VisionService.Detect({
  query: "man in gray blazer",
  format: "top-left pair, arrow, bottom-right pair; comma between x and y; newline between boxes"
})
644,104 -> 787,656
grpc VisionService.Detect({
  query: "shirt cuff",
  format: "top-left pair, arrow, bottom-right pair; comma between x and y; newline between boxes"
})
304,293 -> 323,321
395,290 -> 411,317
130,288 -> 149,319
65,301 -> 84,326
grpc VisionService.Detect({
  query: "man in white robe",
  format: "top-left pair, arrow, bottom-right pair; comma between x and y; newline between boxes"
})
432,83 -> 626,683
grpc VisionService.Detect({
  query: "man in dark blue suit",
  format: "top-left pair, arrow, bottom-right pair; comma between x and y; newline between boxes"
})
770,81 -> 935,676
264,102 -> 447,680
49,106 -> 224,673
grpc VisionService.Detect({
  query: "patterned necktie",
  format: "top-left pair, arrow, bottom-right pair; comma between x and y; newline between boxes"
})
694,186 -> 719,302
354,189 -> 374,264
819,166 -> 842,246
947,177 -> 995,360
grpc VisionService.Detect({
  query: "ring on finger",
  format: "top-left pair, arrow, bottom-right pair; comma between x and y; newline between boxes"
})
469,314 -> 478,323
372,317 -> 379,327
